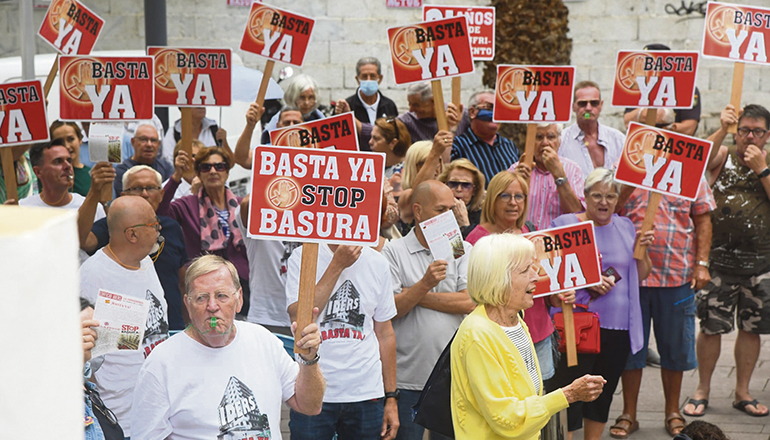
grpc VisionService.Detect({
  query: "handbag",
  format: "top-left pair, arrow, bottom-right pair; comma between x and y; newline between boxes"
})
553,303 -> 600,354
412,331 -> 456,439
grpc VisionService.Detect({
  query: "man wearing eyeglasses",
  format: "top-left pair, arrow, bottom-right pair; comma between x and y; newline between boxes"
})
79,164 -> 190,332
79,195 -> 170,438
114,124 -> 174,196
450,90 -> 519,186
559,80 -> 626,178
679,104 -> 770,418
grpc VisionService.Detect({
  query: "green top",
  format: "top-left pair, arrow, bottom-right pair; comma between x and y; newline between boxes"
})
72,165 -> 92,197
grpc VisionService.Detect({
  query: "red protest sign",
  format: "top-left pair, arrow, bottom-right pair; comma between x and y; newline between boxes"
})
423,5 -> 495,61
59,56 -> 154,121
240,4 -> 315,67
148,47 -> 232,107
523,221 -> 602,298
702,2 -> 770,66
247,146 -> 385,245
270,112 -> 359,151
612,51 -> 699,109
387,16 -> 474,85
38,0 -> 104,55
0,80 -> 49,148
615,122 -> 712,201
493,65 -> 576,123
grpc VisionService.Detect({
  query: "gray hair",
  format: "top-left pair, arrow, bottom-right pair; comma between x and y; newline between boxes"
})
584,167 -> 621,194
469,90 -> 495,107
122,164 -> 162,190
406,81 -> 433,102
132,123 -> 159,139
283,74 -> 319,113
185,255 -> 241,297
536,122 -> 564,134
356,57 -> 382,76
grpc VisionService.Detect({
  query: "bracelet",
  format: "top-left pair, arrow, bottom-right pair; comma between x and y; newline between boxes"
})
295,352 -> 320,366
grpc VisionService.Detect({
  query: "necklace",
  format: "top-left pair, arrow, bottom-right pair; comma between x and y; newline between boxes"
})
40,190 -> 72,206
106,244 -> 141,270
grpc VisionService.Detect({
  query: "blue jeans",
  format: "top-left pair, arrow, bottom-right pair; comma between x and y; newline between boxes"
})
290,399 -> 384,440
395,389 -> 452,440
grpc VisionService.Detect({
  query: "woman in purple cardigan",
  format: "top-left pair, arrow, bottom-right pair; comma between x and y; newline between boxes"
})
549,168 -> 654,440
158,146 -> 250,315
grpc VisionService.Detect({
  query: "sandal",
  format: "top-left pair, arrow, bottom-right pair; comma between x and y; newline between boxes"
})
682,398 -> 708,417
665,412 -> 686,437
609,413 -> 639,439
733,399 -> 770,417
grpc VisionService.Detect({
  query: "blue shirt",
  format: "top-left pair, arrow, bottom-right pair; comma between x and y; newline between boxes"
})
90,215 -> 189,330
451,128 -> 520,187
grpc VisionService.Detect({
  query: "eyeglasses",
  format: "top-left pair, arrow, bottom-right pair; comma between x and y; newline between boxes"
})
736,127 -> 768,138
386,117 -> 401,141
199,162 -> 228,172
446,181 -> 474,191
123,186 -> 162,195
498,193 -> 526,203
85,386 -> 119,426
588,192 -> 619,203
535,133 -> 559,142
124,217 -> 161,233
135,136 -> 160,145
190,290 -> 238,306
576,99 -> 601,108
473,105 -> 494,111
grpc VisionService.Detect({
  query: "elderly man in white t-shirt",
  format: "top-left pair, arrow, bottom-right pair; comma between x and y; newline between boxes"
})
285,244 -> 399,440
131,255 -> 324,440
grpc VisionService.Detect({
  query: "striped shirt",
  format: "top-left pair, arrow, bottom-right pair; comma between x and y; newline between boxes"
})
559,122 -> 626,179
451,128 -> 520,186
509,158 -> 586,231
501,322 -> 541,395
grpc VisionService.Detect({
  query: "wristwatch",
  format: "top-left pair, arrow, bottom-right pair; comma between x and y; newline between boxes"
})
696,260 -> 710,268
384,390 -> 400,401
295,352 -> 320,366
758,168 -> 770,179
554,177 -> 567,186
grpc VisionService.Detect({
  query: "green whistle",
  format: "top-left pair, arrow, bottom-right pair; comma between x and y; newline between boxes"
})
210,317 -> 217,328
584,112 -> 591,119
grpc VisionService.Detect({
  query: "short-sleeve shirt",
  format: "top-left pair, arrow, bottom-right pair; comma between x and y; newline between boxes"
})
620,178 -> 716,287
508,158 -> 586,231
286,245 -> 396,402
451,128 -> 520,186
381,229 -> 472,390
559,122 -> 626,178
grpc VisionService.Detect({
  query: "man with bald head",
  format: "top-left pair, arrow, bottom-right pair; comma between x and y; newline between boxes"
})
79,195 -> 170,437
79,165 -> 189,330
382,180 -> 474,440
114,124 -> 174,195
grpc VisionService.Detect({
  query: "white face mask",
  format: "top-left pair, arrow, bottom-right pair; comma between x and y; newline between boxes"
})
150,234 -> 165,256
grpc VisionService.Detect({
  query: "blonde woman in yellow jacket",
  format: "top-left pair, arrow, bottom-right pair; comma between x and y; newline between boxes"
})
451,234 -> 606,440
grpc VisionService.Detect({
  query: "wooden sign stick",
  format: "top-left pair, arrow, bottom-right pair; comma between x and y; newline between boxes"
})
255,60 -> 275,108
728,62 -> 745,134
43,54 -> 59,99
522,124 -> 537,171
451,76 -> 462,111
562,303 -> 578,367
1,149 -> 18,203
432,79 -> 449,131
633,108 -> 663,259
180,108 -> 195,182
294,243 -> 318,355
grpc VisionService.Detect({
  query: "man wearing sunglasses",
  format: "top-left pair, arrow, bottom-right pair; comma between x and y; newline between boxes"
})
114,124 -> 174,196
680,104 -> 770,418
79,195 -> 170,438
559,81 -> 626,178
451,90 -> 519,186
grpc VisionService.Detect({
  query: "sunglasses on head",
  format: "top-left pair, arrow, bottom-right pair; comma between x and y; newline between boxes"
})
385,117 -> 400,141
199,162 -> 227,172
576,99 -> 601,108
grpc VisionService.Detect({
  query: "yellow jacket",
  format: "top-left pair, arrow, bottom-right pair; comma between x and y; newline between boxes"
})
451,306 -> 569,440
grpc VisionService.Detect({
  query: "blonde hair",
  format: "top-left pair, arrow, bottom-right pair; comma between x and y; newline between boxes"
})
467,234 -> 535,306
173,139 -> 205,160
402,140 -> 433,190
481,171 -> 529,230
438,158 -> 486,212
185,255 -> 241,297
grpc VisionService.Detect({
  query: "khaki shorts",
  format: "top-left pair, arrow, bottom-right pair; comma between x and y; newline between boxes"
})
696,269 -> 770,335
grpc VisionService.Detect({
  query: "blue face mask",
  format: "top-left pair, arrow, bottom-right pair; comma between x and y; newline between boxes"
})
359,80 -> 379,97
476,109 -> 494,121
